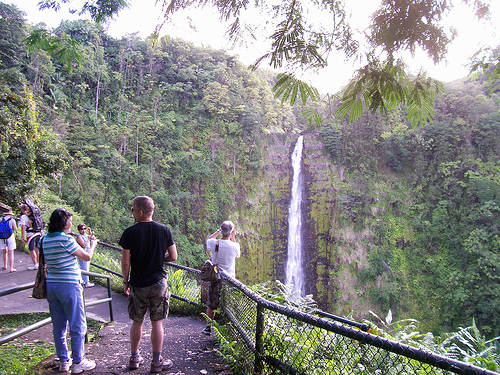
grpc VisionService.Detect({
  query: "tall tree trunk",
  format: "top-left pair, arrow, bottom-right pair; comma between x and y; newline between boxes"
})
136,125 -> 139,166
150,157 -> 154,193
95,69 -> 101,119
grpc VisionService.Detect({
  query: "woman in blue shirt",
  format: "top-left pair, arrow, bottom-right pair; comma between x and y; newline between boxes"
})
42,208 -> 98,373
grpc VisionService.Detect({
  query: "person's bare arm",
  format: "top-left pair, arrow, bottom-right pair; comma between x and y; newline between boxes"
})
121,248 -> 131,295
207,228 -> 221,239
76,235 -> 90,249
164,244 -> 177,262
74,238 -> 97,261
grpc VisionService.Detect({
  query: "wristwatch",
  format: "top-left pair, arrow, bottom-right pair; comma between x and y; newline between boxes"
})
123,280 -> 129,285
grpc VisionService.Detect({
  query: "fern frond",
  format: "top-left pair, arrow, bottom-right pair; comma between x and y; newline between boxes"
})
272,73 -> 320,106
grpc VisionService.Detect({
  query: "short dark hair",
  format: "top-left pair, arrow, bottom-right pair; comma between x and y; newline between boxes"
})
48,208 -> 72,233
77,224 -> 86,231
132,196 -> 154,216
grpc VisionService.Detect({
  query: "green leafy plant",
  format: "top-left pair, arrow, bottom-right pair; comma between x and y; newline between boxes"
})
364,311 -> 500,372
167,268 -> 204,315
336,59 -> 444,126
212,323 -> 251,374
442,319 -> 500,371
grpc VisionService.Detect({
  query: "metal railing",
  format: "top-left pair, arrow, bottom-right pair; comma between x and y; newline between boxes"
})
164,262 -> 499,375
4,239 -> 495,374
0,269 -> 114,345
81,270 -> 114,322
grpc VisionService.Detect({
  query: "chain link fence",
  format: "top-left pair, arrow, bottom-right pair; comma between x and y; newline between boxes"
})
165,263 -> 498,375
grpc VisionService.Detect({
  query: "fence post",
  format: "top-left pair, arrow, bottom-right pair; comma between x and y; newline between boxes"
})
107,277 -> 114,322
254,303 -> 264,375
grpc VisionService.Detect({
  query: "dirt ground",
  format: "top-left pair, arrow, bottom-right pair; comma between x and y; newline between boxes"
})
1,250 -> 233,375
30,315 -> 232,375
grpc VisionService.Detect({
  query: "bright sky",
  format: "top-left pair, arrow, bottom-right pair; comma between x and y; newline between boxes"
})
8,0 -> 500,94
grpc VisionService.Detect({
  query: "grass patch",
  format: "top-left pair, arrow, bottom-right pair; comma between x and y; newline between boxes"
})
0,313 -> 51,336
0,341 -> 53,375
0,313 -> 104,375
0,313 -> 54,375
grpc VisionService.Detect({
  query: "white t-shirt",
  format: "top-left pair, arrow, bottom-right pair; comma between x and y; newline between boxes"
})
207,238 -> 240,278
20,214 -> 33,238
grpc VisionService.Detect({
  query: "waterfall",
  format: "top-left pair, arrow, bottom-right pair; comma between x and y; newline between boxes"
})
285,135 -> 305,296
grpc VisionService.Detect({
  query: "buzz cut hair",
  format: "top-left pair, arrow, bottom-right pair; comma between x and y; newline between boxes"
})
133,196 -> 154,216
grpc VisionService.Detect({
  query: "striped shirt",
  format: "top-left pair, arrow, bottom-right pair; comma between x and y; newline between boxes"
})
41,232 -> 81,284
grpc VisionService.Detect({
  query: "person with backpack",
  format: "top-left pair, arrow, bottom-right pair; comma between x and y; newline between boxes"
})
20,203 -> 41,270
202,221 -> 240,336
0,209 -> 17,272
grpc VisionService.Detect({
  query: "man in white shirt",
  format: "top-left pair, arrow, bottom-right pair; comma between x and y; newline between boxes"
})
202,220 -> 240,335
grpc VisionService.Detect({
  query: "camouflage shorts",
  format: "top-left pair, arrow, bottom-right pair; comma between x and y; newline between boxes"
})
128,278 -> 169,322
206,280 -> 223,310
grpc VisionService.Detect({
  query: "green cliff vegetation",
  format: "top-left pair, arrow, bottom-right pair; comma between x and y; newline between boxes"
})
1,2 -> 499,341
316,85 -> 500,337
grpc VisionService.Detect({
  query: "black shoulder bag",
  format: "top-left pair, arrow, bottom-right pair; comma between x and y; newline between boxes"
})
200,240 -> 220,282
32,237 -> 47,299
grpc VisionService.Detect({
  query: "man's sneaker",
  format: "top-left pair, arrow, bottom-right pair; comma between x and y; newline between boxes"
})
72,357 -> 96,374
128,355 -> 144,370
59,359 -> 72,372
202,326 -> 211,336
27,263 -> 38,270
83,282 -> 95,288
150,357 -> 173,373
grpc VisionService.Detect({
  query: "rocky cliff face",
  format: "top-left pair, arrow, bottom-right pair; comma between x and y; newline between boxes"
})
302,133 -> 341,311
229,132 -> 374,317
232,133 -> 342,309
235,133 -> 293,284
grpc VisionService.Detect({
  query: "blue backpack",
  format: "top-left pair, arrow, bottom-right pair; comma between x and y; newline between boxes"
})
0,217 -> 13,239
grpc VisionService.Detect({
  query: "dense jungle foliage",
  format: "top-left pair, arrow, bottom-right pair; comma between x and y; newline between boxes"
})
0,2 -> 306,259
320,81 -> 500,338
0,2 -> 499,341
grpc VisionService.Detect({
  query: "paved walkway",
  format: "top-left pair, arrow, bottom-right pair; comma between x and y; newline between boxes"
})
0,249 -> 128,322
0,250 -> 231,374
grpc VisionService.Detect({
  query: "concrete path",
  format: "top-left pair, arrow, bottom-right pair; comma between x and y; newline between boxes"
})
0,249 -> 231,374
0,249 -> 128,322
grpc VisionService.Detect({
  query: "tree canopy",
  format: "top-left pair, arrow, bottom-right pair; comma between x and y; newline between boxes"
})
34,0 -> 497,126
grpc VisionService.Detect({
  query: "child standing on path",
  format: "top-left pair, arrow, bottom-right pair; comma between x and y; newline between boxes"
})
20,204 -> 40,270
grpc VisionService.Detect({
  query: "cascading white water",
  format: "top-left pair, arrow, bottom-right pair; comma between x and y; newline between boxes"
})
285,135 -> 305,296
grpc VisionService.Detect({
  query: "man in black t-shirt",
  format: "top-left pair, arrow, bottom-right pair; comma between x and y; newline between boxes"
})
120,196 -> 177,373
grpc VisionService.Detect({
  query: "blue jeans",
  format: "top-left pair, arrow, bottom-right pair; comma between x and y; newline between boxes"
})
47,282 -> 87,363
78,259 -> 89,283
